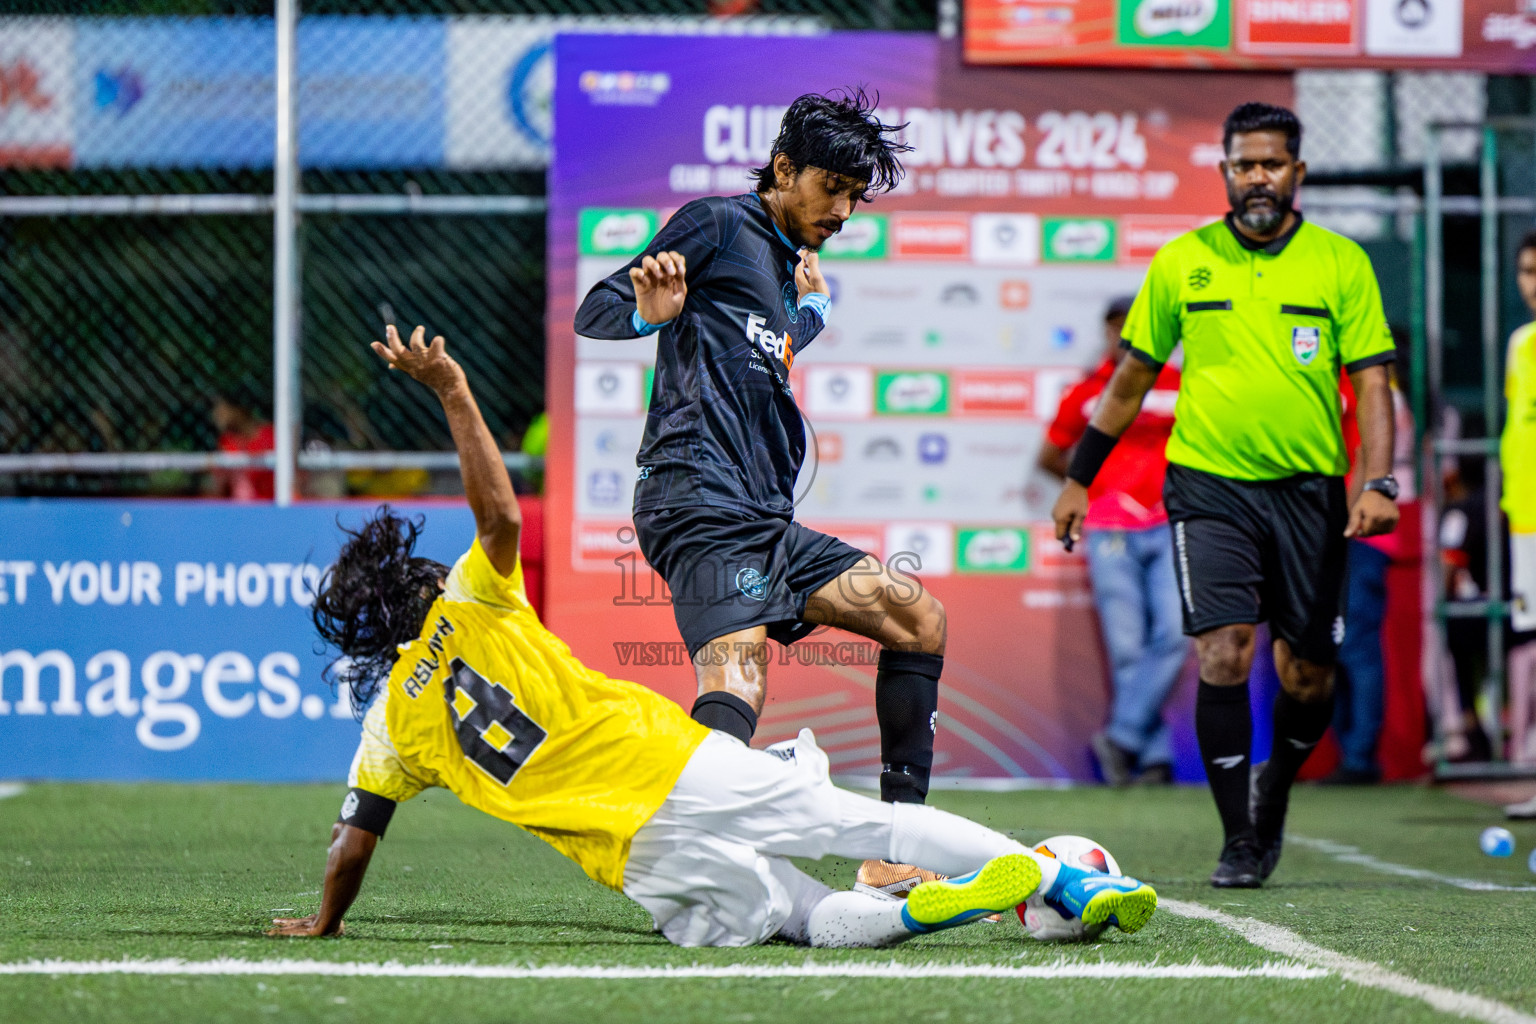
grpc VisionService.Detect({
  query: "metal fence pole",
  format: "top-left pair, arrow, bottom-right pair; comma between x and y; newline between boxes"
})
273,0 -> 300,507
1481,123 -> 1507,760
1424,125 -> 1449,764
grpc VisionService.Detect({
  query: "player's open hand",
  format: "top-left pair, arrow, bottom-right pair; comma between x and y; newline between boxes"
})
267,913 -> 343,938
371,324 -> 466,397
795,249 -> 827,302
1052,480 -> 1089,552
1345,489 -> 1399,539
630,251 -> 687,327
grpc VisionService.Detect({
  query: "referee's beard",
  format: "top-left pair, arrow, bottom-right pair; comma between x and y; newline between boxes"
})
1229,184 -> 1292,236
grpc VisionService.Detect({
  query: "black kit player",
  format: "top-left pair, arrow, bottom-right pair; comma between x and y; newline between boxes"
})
1051,104 -> 1400,888
574,90 -> 946,895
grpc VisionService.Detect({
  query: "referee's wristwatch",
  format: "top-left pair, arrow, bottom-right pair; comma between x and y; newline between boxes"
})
1363,476 -> 1400,501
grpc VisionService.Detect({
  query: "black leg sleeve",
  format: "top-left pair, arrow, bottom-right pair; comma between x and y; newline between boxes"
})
875,649 -> 943,804
691,691 -> 758,745
1196,680 -> 1254,842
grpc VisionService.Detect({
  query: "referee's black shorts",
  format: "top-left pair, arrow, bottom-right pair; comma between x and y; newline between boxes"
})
1164,463 -> 1349,665
634,504 -> 868,658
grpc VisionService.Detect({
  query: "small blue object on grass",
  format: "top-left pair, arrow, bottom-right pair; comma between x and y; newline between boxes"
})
1480,826 -> 1515,857
1528,848 -> 1536,874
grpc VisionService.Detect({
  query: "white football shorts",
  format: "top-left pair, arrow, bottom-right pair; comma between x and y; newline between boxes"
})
621,729 -> 891,948
1514,531 -> 1536,634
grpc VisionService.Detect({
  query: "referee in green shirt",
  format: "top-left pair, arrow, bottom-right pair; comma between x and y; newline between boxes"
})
1052,103 -> 1400,888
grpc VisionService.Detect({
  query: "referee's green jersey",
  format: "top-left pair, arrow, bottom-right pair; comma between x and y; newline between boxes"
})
1122,214 -> 1395,481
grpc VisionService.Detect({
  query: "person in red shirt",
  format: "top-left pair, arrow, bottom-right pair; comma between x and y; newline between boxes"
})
210,394 -> 275,501
1039,295 -> 1187,785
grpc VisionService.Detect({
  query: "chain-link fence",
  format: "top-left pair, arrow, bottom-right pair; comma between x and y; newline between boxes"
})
0,3 -> 1514,499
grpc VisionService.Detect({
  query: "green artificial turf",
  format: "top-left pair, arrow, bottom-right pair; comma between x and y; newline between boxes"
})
1,781 -> 1533,1023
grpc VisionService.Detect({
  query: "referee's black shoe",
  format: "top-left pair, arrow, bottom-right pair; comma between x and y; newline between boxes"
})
1210,834 -> 1263,888
1249,760 -> 1286,881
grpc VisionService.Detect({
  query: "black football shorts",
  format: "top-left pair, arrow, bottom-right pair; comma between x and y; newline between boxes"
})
634,504 -> 868,658
1163,463 -> 1349,665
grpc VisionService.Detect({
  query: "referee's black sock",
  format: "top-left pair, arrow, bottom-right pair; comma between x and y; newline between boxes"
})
1195,680 -> 1254,842
691,690 -> 757,745
1256,689 -> 1335,841
875,649 -> 942,805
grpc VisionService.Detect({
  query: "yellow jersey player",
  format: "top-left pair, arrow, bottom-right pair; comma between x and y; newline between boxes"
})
267,325 -> 1157,948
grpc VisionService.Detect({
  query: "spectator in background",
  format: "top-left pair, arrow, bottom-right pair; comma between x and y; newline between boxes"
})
209,392 -> 274,501
1440,446 -> 1495,765
1039,295 -> 1187,785
1329,340 -> 1416,784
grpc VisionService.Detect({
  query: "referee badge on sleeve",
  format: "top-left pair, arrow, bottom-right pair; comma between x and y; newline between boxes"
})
1291,326 -> 1320,365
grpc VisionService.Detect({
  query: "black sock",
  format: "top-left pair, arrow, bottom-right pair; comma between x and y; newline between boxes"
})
875,650 -> 942,804
1196,680 -> 1253,842
691,691 -> 757,745
1256,689 -> 1335,841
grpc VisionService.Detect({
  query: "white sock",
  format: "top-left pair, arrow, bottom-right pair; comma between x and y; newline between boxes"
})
887,802 -> 1059,893
807,891 -> 914,948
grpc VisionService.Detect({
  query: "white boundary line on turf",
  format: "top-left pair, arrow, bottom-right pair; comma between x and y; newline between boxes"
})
1288,835 -> 1536,893
0,783 -> 26,801
1163,899 -> 1536,1024
0,959 -> 1327,981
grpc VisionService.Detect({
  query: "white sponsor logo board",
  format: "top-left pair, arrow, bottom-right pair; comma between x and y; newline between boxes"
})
1364,0 -> 1462,56
0,18 -> 73,165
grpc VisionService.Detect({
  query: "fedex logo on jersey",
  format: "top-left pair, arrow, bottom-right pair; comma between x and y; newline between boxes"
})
745,313 -> 794,368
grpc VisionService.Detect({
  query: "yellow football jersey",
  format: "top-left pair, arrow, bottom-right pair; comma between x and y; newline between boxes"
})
347,537 -> 709,889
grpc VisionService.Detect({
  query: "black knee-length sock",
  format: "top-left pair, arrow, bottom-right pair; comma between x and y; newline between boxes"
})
875,650 -> 942,804
691,691 -> 757,745
1255,689 -> 1335,840
1196,680 -> 1253,842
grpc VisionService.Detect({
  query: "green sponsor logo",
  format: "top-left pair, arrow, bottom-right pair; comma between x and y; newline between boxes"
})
820,214 -> 888,260
644,364 -> 655,409
1116,0 -> 1230,47
876,371 -> 949,415
956,528 -> 1031,573
579,209 -> 657,256
1042,218 -> 1118,262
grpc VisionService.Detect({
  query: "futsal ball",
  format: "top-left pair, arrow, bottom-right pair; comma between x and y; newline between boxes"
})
1480,826 -> 1515,857
1018,835 -> 1120,942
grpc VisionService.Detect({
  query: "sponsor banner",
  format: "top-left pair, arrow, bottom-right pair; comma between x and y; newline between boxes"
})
971,213 -> 1040,266
969,0 -> 1534,68
821,214 -> 889,259
957,527 -> 1032,573
955,370 -> 1034,416
578,208 -> 658,257
1042,217 -> 1118,262
0,18 -> 73,167
1120,214 -> 1214,262
574,362 -> 644,416
892,215 -> 970,260
1238,0 -> 1360,54
876,370 -> 951,415
0,500 -> 475,780
804,365 -> 874,419
73,17 -> 445,168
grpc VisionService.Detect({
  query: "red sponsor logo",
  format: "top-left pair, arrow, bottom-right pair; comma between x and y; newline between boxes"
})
816,432 -> 843,463
1237,0 -> 1358,53
892,215 -> 970,259
0,59 -> 52,112
956,371 -> 1034,416
999,280 -> 1032,310
1120,215 -> 1212,263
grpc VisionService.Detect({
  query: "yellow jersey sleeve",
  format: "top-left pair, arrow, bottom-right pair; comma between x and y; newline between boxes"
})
347,693 -> 431,803
1337,242 -> 1395,372
1124,243 -> 1183,367
442,537 -> 530,613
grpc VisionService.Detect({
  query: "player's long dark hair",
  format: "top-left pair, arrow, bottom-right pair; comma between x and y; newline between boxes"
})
312,506 -> 448,715
751,87 -> 910,201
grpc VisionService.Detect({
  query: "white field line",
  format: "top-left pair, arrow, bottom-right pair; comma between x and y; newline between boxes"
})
0,783 -> 26,801
1163,899 -> 1536,1024
0,959 -> 1327,982
1289,835 -> 1536,893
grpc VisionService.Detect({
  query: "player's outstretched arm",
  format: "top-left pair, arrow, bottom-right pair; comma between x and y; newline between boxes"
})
371,324 -> 522,575
268,823 -> 377,937
1345,363 -> 1400,538
1051,357 -> 1159,547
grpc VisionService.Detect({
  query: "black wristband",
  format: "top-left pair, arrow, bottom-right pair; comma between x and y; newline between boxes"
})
1066,425 -> 1121,488
338,787 -> 397,838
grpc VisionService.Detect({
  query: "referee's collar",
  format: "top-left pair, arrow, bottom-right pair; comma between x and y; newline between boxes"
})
1224,210 -> 1305,256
